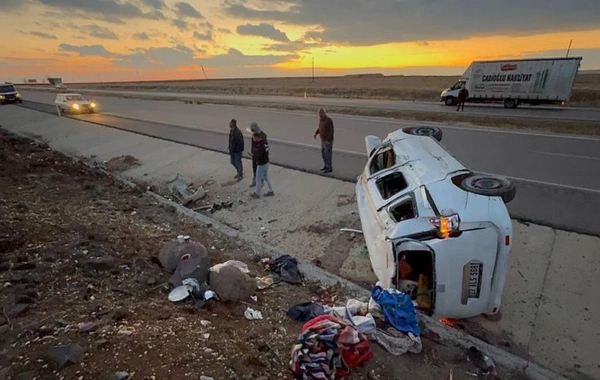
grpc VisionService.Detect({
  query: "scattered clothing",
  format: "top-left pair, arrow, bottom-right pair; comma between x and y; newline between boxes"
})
290,315 -> 373,380
210,260 -> 249,274
371,286 -> 420,336
269,254 -> 303,284
375,327 -> 422,356
288,302 -> 326,322
324,300 -> 376,336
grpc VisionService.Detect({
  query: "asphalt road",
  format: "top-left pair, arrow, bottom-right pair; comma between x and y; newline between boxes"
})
18,87 -> 600,122
15,91 -> 600,235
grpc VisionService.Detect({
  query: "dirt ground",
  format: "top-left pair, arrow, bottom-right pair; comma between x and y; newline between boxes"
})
0,128 -> 529,380
62,73 -> 600,107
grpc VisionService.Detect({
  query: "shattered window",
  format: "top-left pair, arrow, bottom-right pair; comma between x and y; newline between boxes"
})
389,198 -> 416,223
369,148 -> 396,175
376,172 -> 408,200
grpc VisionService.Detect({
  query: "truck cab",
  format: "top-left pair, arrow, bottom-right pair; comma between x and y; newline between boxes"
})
356,127 -> 516,319
440,80 -> 466,106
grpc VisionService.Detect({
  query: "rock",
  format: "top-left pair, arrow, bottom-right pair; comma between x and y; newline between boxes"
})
114,371 -> 129,380
200,377 -> 214,380
111,308 -> 131,322
158,240 -> 209,273
5,304 -> 30,318
47,344 -> 84,369
14,294 -> 34,304
94,339 -> 109,348
210,264 -> 256,302
12,262 -> 36,271
81,256 -> 116,272
78,321 -> 101,333
117,327 -> 135,336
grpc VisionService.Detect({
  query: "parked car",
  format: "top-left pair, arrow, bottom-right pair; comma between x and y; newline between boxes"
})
0,84 -> 23,105
55,93 -> 97,115
55,83 -> 68,92
356,126 -> 516,319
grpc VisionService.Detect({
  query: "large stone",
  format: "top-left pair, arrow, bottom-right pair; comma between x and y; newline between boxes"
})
158,240 -> 208,273
47,344 -> 84,369
210,264 -> 256,302
81,256 -> 116,272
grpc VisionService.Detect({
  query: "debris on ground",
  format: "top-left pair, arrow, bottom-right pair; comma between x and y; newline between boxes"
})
0,128 -> 529,380
262,254 -> 304,284
105,155 -> 141,172
165,173 -> 206,205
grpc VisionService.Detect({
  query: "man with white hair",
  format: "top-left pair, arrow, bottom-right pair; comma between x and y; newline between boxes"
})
313,108 -> 334,173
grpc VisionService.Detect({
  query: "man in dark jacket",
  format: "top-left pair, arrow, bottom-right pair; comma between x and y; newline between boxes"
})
457,87 -> 469,112
246,122 -> 268,188
250,132 -> 274,198
228,119 -> 244,181
313,108 -> 334,173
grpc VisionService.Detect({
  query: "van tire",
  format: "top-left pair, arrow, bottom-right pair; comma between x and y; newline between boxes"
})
503,99 -> 517,109
460,174 -> 516,203
403,126 -> 443,142
444,97 -> 455,106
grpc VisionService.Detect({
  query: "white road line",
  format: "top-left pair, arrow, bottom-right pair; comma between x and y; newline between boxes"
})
535,151 -> 600,161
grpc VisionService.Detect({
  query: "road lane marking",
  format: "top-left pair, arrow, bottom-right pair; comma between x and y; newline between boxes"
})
535,151 -> 600,161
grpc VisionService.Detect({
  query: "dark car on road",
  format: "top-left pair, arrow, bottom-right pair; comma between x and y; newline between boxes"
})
0,84 -> 23,105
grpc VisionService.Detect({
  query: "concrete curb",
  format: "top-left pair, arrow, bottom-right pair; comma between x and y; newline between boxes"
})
1,127 -> 571,380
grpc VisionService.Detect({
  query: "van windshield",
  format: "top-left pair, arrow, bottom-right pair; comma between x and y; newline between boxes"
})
66,95 -> 84,101
451,81 -> 465,90
0,85 -> 16,93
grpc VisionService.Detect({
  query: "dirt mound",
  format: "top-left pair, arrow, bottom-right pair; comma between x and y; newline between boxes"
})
105,155 -> 141,172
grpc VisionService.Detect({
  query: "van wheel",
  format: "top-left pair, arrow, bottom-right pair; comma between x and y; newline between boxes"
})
444,97 -> 455,106
503,99 -> 517,109
403,126 -> 443,142
460,174 -> 516,203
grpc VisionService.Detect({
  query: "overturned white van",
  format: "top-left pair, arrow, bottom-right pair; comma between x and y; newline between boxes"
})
356,127 -> 515,319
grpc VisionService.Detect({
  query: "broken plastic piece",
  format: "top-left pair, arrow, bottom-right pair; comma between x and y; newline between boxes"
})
244,307 -> 263,320
168,285 -> 193,302
340,228 -> 363,234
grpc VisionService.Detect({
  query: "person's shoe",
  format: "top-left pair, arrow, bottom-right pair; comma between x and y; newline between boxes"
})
249,178 -> 256,187
323,169 -> 332,174
319,166 -> 327,172
250,192 -> 260,199
234,175 -> 240,179
265,191 -> 275,197
236,176 -> 243,182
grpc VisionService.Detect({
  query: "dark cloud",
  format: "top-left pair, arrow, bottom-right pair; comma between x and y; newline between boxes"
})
194,31 -> 213,41
35,0 -> 163,22
28,31 -> 59,40
133,32 -> 151,40
80,24 -> 119,40
172,19 -> 189,31
59,43 -> 113,57
142,0 -> 166,9
218,28 -> 232,35
174,2 -> 203,18
223,0 -> 600,45
201,48 -> 297,68
236,23 -> 289,42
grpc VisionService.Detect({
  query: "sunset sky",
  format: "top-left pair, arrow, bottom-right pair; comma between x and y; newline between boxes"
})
2,0 -> 600,82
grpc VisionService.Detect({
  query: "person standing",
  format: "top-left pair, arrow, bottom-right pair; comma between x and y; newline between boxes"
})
246,122 -> 268,188
457,87 -> 469,112
313,108 -> 334,173
228,119 -> 244,181
250,132 -> 274,198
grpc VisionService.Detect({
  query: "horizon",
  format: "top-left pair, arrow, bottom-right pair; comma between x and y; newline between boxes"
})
2,0 -> 600,83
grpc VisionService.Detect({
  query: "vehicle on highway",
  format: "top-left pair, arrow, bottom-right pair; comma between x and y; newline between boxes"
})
440,57 -> 582,109
55,83 -> 68,92
0,83 -> 23,105
356,126 -> 516,319
55,93 -> 97,115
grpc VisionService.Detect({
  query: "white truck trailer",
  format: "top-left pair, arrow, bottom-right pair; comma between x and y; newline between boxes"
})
440,57 -> 582,108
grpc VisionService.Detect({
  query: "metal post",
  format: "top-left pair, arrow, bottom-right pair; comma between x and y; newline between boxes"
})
312,57 -> 315,83
566,39 -> 573,57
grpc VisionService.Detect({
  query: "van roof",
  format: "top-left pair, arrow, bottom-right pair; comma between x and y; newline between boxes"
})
384,130 -> 468,187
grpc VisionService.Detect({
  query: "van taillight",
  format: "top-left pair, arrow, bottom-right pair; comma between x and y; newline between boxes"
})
505,236 -> 510,246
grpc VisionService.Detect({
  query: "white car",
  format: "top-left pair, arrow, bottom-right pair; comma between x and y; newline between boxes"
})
356,126 -> 515,319
55,93 -> 97,115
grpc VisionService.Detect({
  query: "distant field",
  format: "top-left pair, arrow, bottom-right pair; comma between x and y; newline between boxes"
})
60,73 -> 600,107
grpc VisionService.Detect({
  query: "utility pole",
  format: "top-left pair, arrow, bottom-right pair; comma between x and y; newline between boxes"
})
566,39 -> 573,57
201,65 -> 208,79
312,57 -> 315,83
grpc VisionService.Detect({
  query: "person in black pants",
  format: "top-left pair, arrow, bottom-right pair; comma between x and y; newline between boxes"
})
247,122 -> 268,187
228,119 -> 244,181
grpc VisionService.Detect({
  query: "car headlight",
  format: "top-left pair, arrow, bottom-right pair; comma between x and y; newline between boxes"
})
16,93 -> 21,98
0,95 -> 5,99
72,104 -> 80,110
90,102 -> 96,108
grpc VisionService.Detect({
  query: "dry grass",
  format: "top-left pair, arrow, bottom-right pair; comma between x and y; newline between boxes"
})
63,73 -> 600,107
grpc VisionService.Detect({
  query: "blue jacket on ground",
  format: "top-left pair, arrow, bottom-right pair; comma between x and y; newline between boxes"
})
371,286 -> 420,336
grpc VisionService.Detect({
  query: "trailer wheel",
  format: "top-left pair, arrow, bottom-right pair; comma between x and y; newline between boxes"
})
460,174 -> 516,203
444,97 -> 455,106
403,126 -> 443,142
503,99 -> 518,109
